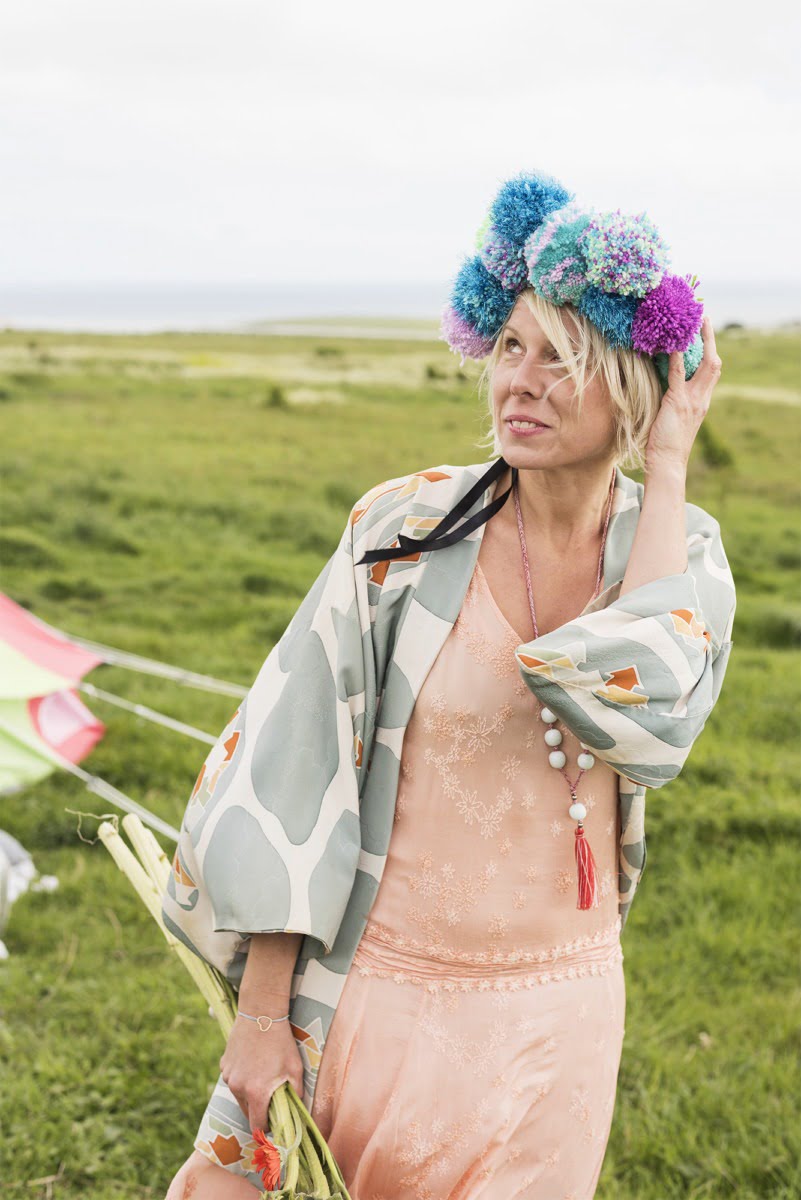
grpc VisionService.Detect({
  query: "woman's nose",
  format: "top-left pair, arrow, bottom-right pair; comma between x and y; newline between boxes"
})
510,358 -> 547,399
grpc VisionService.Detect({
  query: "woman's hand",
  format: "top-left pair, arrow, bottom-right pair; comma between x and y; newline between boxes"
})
645,315 -> 723,474
220,1012 -> 305,1133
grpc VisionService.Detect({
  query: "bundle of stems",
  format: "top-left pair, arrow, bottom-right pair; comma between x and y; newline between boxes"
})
98,814 -> 351,1198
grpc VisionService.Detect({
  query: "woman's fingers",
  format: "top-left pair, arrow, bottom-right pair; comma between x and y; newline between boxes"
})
667,348 -> 687,385
693,314 -> 723,392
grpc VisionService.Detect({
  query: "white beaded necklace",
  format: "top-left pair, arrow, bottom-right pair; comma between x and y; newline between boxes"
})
512,466 -> 617,910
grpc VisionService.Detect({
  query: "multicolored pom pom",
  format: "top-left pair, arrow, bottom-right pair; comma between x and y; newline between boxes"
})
440,169 -> 704,376
489,171 -> 574,247
578,209 -> 670,298
525,202 -> 593,305
480,226 -> 529,291
577,286 -> 639,349
450,255 -> 518,339
631,272 -> 704,355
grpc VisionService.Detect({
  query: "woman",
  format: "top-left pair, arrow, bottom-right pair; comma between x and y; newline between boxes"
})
164,170 -> 735,1198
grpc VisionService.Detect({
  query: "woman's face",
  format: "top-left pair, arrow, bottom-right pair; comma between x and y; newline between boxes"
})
491,296 -> 617,468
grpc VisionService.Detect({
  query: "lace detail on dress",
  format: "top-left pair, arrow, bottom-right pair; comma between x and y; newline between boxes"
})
355,914 -> 623,985
379,903 -> 622,966
352,944 -> 624,995
450,566 -> 521,679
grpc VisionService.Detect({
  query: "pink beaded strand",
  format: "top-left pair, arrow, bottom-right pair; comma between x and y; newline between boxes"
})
513,466 -> 617,909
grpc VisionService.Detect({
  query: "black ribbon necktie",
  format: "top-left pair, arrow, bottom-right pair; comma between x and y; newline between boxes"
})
356,456 -> 519,566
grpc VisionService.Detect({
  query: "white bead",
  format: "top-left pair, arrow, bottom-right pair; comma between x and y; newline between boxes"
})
541,707 -> 557,724
577,752 -> 595,770
548,750 -> 566,769
569,802 -> 587,821
544,728 -> 563,747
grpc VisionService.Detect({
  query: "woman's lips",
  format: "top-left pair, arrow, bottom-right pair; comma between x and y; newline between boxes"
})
506,422 -> 551,436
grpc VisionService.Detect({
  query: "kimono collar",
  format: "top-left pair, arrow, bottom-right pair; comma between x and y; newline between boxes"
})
355,456 -> 634,577
356,456 -> 517,566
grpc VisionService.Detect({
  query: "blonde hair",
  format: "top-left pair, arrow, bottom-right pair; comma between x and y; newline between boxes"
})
475,287 -> 663,472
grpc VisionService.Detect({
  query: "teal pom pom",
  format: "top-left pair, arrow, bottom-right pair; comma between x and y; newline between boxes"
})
652,331 -> 705,390
490,171 -> 573,247
525,202 -> 593,306
577,286 -> 638,349
451,255 -> 517,339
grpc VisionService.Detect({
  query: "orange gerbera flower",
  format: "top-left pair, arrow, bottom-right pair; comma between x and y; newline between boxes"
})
251,1127 -> 281,1190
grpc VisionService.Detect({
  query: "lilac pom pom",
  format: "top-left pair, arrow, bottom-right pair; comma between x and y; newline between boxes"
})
579,209 -> 670,298
480,226 -> 528,291
440,305 -> 495,362
632,273 -> 704,355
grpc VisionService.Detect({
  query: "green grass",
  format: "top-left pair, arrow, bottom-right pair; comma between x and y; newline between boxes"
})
0,325 -> 799,1198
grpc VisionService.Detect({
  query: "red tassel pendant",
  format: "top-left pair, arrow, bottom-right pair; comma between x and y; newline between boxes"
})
574,823 -> 600,910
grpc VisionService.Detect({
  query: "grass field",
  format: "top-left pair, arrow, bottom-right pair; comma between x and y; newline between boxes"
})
1,322 -> 799,1198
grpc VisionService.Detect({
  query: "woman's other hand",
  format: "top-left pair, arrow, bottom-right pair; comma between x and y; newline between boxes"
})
645,314 -> 723,473
220,1008 -> 305,1133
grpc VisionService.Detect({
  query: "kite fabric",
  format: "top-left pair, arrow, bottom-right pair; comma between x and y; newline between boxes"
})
161,455 -> 737,1147
0,592 -> 106,793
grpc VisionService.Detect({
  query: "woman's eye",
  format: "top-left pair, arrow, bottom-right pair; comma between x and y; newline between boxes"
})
504,337 -> 522,353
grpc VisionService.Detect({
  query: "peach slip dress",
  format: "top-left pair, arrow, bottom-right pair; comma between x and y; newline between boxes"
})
310,557 -> 626,1199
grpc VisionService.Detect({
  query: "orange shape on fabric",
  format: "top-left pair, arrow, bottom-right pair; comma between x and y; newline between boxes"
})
222,729 -> 240,762
350,469 -> 453,527
208,1133 -> 245,1166
594,665 -> 649,707
516,651 -> 577,673
669,607 -> 710,646
291,1021 -> 323,1070
171,848 -> 196,888
367,540 -> 423,581
190,762 -> 206,800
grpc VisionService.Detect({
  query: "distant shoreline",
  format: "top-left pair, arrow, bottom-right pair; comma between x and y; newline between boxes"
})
2,317 -> 799,340
0,281 -> 798,336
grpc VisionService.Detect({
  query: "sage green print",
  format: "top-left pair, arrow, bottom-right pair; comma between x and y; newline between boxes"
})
161,458 -> 735,1184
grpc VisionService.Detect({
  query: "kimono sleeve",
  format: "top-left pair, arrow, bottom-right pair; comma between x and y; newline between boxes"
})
161,502 -> 376,983
514,511 -> 736,790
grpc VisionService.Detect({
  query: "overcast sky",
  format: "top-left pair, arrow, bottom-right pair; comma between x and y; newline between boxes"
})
1,0 -> 798,288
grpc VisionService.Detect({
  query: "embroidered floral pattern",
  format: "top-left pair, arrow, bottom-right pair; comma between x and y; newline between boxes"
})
306,559 -> 626,1196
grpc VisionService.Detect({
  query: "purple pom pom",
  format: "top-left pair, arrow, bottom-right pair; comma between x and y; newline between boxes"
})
440,306 -> 495,362
632,274 -> 704,355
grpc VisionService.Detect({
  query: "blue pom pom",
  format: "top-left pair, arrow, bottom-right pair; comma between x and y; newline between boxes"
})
577,286 -> 638,349
652,331 -> 705,390
490,170 -> 574,247
451,256 -> 517,339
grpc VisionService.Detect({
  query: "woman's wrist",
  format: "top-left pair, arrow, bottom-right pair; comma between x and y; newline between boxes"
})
237,985 -> 293,1011
643,455 -> 688,486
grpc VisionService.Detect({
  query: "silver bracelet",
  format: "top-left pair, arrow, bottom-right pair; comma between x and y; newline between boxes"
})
237,1009 -> 290,1032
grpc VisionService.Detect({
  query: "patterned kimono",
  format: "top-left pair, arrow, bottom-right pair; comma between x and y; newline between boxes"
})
160,457 -> 736,1184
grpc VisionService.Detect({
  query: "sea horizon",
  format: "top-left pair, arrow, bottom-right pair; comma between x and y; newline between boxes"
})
0,279 -> 798,335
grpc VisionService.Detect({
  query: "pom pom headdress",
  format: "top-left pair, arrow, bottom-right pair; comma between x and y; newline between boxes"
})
441,169 -> 705,384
